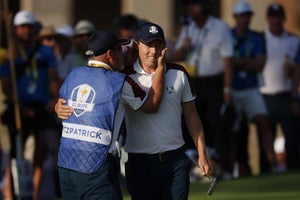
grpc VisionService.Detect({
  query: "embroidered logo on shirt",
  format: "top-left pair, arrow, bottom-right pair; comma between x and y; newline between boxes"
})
68,84 -> 95,117
166,86 -> 175,93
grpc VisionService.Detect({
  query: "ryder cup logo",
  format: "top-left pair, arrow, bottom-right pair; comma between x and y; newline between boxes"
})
68,84 -> 96,117
166,86 -> 175,94
149,26 -> 158,35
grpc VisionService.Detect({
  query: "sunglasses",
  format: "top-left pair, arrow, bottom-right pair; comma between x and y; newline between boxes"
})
43,36 -> 56,41
76,33 -> 93,39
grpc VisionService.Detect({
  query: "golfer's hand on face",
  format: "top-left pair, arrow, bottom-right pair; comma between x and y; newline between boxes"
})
158,47 -> 168,67
55,98 -> 73,120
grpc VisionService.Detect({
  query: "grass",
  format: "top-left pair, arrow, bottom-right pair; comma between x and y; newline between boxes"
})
123,170 -> 300,200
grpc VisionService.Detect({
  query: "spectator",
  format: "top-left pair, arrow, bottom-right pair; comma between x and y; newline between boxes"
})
230,1 -> 281,175
72,19 -> 96,66
0,10 -> 59,200
116,14 -> 139,66
38,25 -> 57,50
260,3 -> 300,171
117,14 -> 138,40
55,24 -> 75,81
173,0 -> 233,178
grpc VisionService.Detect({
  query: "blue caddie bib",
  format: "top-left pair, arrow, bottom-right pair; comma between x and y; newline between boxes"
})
57,65 -> 126,173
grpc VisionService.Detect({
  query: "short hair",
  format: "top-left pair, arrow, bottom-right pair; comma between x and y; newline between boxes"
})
118,14 -> 139,30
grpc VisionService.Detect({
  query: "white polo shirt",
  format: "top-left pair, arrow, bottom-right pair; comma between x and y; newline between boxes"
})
260,29 -> 300,94
175,16 -> 233,77
122,60 -> 195,154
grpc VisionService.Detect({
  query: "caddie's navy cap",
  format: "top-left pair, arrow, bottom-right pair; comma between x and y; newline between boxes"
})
85,30 -> 130,57
134,22 -> 165,44
267,3 -> 285,17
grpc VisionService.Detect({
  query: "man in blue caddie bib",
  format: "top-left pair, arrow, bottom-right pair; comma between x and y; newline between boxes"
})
56,29 -> 167,199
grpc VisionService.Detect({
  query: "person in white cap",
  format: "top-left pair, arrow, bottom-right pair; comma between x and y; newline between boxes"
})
54,24 -> 76,81
13,10 -> 36,26
72,20 -> 96,65
56,24 -> 74,38
230,1 -> 282,176
74,19 -> 95,36
0,10 -> 59,200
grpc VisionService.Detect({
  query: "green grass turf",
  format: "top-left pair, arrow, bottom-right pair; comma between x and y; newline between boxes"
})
123,170 -> 300,200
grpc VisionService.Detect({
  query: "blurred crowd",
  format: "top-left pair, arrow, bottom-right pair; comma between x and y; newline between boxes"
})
0,0 -> 299,199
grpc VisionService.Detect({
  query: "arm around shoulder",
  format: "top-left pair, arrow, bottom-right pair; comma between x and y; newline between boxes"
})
55,98 -> 73,120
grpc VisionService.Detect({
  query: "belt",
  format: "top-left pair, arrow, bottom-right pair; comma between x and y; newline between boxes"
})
128,146 -> 186,162
196,73 -> 223,81
263,91 -> 291,97
232,86 -> 257,91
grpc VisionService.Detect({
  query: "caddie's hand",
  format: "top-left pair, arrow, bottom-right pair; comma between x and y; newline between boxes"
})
158,48 -> 168,67
198,156 -> 210,176
55,98 -> 73,120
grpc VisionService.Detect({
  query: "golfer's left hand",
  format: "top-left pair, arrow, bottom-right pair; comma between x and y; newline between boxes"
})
198,156 -> 210,176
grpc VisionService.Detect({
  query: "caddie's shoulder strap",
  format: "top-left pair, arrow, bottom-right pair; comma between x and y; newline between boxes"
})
16,41 -> 41,80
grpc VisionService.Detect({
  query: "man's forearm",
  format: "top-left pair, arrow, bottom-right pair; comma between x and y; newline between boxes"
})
140,48 -> 167,113
140,63 -> 164,113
